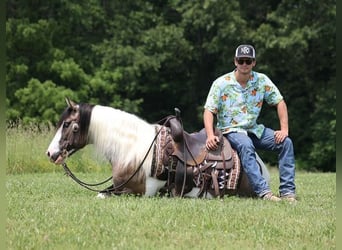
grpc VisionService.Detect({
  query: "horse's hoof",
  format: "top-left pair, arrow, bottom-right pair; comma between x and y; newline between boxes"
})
96,192 -> 111,199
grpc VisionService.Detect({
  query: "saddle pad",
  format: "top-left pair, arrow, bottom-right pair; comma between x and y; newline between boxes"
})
227,149 -> 241,190
151,125 -> 173,178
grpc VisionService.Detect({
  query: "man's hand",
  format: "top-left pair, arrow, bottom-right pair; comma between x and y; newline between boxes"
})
274,130 -> 288,144
206,135 -> 220,150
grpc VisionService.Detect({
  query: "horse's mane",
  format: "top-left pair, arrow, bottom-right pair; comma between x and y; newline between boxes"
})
87,105 -> 156,171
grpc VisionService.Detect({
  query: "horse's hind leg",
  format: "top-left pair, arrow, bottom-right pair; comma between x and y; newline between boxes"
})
235,170 -> 255,197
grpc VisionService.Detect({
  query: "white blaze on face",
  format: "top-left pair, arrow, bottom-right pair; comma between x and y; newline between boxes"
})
46,126 -> 63,158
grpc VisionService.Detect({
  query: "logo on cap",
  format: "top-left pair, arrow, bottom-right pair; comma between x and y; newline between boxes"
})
240,46 -> 250,55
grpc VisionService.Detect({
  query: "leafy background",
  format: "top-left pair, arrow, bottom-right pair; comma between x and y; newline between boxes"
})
6,0 -> 336,171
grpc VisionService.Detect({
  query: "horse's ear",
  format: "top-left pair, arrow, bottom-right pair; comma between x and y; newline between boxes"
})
65,97 -> 77,109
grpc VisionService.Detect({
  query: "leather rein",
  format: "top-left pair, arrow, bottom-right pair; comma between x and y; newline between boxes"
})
61,114 -> 180,194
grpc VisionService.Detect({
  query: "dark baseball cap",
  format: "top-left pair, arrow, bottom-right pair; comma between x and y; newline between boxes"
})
235,45 -> 256,58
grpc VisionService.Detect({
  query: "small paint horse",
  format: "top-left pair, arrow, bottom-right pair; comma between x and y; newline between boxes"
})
46,98 -> 270,198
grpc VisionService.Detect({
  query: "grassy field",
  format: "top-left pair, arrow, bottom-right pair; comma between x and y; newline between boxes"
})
6,172 -> 335,250
6,124 -> 336,249
6,123 -> 109,174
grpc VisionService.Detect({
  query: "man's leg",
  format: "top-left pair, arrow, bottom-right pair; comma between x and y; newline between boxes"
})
226,132 -> 271,197
251,128 -> 296,197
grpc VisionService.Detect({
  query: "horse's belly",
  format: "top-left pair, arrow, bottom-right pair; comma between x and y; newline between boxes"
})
145,177 -> 166,196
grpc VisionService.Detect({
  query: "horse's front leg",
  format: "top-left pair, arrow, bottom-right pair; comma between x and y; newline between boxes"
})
96,165 -> 139,199
112,166 -> 146,195
96,184 -> 114,199
96,184 -> 136,199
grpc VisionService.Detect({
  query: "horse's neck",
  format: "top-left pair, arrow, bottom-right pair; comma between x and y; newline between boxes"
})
87,106 -> 156,163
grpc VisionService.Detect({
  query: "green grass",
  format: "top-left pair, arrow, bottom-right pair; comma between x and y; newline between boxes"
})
6,122 -> 109,174
6,123 -> 336,249
6,172 -> 335,250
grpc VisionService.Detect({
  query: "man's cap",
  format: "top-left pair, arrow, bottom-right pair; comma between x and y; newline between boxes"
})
235,45 -> 256,58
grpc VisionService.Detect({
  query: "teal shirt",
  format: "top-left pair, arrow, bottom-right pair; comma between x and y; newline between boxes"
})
204,70 -> 283,138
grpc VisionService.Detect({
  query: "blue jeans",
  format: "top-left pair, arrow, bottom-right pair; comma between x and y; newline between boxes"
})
225,128 -> 296,197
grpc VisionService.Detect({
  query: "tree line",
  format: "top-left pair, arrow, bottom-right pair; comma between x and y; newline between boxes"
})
6,0 -> 336,171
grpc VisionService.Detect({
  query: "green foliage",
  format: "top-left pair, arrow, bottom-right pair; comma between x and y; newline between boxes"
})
6,0 -> 335,171
13,79 -> 77,124
308,85 -> 336,171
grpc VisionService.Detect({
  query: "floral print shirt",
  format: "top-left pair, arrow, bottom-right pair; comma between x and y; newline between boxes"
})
204,70 -> 283,138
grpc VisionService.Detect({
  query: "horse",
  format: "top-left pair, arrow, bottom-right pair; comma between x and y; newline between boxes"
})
46,98 -> 270,199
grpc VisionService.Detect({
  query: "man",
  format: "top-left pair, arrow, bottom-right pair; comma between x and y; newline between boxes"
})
203,44 -> 296,202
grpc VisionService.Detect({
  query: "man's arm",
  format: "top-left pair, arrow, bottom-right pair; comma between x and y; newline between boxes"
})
274,99 -> 289,143
203,109 -> 220,150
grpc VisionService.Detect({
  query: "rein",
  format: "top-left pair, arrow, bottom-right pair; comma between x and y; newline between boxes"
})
62,162 -> 113,192
61,115 -> 178,193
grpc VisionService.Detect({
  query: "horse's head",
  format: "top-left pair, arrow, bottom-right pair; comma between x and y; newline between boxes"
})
46,97 -> 93,164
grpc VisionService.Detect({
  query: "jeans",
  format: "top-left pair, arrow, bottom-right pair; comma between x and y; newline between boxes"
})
225,128 -> 296,197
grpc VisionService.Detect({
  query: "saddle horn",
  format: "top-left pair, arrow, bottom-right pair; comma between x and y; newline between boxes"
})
174,107 -> 181,120
169,108 -> 183,143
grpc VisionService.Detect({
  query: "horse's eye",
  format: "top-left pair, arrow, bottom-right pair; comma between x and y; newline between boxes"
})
72,123 -> 79,132
63,122 -> 70,128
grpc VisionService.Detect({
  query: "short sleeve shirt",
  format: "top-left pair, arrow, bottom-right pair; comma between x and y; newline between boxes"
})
204,70 -> 283,138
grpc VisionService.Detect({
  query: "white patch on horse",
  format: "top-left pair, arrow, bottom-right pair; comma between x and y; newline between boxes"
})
145,177 -> 166,196
46,126 -> 62,157
183,188 -> 214,199
96,192 -> 111,199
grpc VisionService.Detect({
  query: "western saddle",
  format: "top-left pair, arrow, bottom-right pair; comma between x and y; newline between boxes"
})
161,110 -> 236,198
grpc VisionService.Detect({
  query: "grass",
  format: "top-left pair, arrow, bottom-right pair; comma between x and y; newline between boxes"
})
6,123 -> 336,249
6,171 -> 336,250
6,122 -> 109,174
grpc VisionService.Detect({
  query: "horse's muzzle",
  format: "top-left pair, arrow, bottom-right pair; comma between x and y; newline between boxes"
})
47,148 -> 77,165
47,150 -> 65,165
